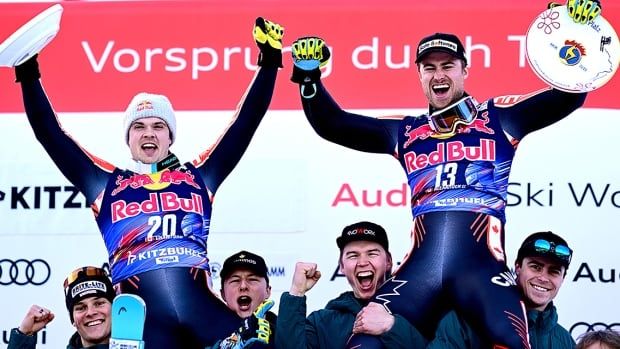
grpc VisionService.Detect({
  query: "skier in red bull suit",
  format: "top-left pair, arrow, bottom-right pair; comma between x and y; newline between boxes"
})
288,2 -> 602,348
13,18 -> 283,349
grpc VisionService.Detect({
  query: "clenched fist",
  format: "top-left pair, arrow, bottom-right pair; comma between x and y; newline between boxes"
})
289,262 -> 322,297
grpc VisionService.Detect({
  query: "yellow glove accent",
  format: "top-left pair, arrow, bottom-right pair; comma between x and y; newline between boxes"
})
292,37 -> 329,69
253,18 -> 284,50
567,0 -> 602,24
253,299 -> 274,344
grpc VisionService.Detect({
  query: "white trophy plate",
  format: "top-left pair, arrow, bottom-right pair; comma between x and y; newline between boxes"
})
526,5 -> 619,92
0,4 -> 63,67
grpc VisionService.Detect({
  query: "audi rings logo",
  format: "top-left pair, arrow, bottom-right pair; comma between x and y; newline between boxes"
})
570,322 -> 620,337
0,259 -> 51,286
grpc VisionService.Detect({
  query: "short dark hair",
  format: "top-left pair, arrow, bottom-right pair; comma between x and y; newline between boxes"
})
576,330 -> 620,349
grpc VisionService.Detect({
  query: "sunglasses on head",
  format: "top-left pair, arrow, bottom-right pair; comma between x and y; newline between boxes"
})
63,266 -> 109,291
529,238 -> 573,264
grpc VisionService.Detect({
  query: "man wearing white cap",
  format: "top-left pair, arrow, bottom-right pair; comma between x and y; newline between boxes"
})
13,17 -> 284,349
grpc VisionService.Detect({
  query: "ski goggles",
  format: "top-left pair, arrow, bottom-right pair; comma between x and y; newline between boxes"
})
63,266 -> 109,291
525,238 -> 573,265
427,96 -> 478,135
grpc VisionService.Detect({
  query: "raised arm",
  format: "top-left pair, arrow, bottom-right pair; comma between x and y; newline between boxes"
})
497,0 -> 603,142
193,18 -> 283,193
15,55 -> 113,204
276,262 -> 322,349
291,37 -> 402,156
7,305 -> 55,349
494,87 -> 586,142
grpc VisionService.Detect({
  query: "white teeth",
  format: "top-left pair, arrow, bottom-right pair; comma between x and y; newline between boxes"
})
531,284 -> 549,292
86,320 -> 103,326
357,271 -> 373,278
433,84 -> 449,90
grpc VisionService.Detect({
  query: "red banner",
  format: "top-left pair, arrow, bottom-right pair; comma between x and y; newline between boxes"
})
0,0 -> 619,112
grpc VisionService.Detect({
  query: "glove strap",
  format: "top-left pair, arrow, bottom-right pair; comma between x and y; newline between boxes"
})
291,65 -> 321,84
15,54 -> 41,83
300,84 -> 318,99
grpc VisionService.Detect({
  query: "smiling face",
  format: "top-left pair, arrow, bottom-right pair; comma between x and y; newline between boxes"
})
221,269 -> 271,318
339,240 -> 392,300
418,52 -> 468,110
516,256 -> 566,311
127,117 -> 172,164
72,297 -> 111,346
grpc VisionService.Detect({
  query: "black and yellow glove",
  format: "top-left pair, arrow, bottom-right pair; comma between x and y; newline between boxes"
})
566,0 -> 602,24
218,299 -> 274,349
253,17 -> 284,68
290,36 -> 331,84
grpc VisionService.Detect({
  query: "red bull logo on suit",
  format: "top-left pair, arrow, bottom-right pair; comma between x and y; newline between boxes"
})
404,139 -> 496,173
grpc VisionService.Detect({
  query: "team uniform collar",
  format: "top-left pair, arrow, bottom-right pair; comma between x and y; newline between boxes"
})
127,152 -> 181,174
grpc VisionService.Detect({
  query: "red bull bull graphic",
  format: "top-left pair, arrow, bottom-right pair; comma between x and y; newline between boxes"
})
403,112 -> 494,148
111,169 -> 201,196
159,169 -> 201,189
403,124 -> 435,148
459,112 -> 494,135
135,100 -> 154,112
111,174 -> 155,196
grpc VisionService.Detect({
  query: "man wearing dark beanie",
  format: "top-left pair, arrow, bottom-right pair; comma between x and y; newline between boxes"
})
8,265 -> 115,349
